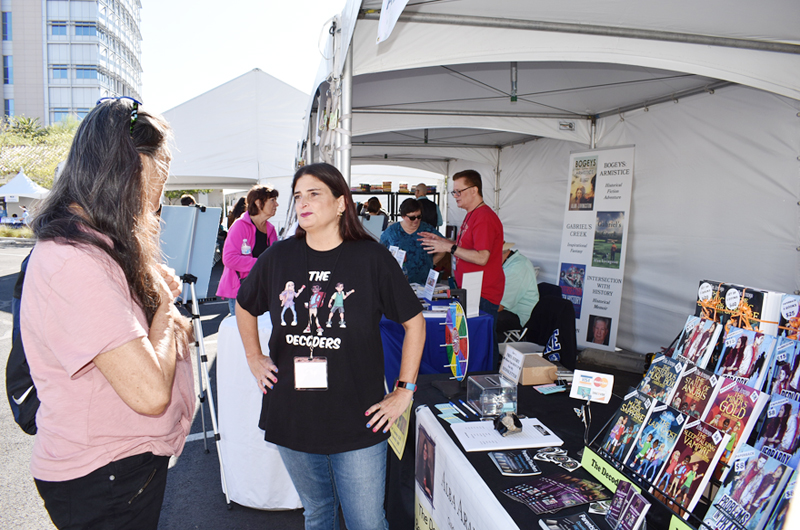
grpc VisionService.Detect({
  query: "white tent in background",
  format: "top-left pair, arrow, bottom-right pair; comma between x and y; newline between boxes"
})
0,170 -> 50,199
299,0 -> 800,355
163,68 -> 308,191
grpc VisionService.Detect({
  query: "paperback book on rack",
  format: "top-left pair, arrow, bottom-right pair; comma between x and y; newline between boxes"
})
673,315 -> 722,369
637,355 -> 684,405
702,377 -> 769,481
599,388 -> 653,463
714,325 -> 777,390
702,444 -> 792,530
754,393 -> 800,469
763,468 -> 796,530
623,402 -> 685,480
669,365 -> 719,419
651,418 -> 729,518
765,336 -> 800,400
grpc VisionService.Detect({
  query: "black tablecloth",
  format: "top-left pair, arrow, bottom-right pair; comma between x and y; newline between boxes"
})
387,373 -> 623,529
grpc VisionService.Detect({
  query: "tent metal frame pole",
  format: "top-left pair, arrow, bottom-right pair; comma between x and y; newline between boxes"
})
590,118 -> 597,149
444,160 -> 450,228
360,11 -> 800,55
494,148 -> 501,213
341,45 -> 353,186
353,141 -> 507,149
308,110 -> 316,164
355,108 -> 590,120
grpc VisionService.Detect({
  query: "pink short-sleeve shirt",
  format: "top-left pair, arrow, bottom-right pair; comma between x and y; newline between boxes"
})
21,240 -> 194,482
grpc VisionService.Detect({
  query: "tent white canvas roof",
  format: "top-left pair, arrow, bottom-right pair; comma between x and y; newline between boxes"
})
163,69 -> 308,191
299,0 -> 800,354
0,170 -> 50,199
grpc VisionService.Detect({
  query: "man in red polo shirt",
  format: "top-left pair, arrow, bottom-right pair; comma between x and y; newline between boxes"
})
419,169 -> 505,368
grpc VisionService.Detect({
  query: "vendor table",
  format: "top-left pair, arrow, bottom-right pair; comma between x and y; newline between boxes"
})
216,314 -> 302,510
387,373 -> 626,530
380,310 -> 494,385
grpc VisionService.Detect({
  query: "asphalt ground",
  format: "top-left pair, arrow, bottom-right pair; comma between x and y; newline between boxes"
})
0,239 -> 305,530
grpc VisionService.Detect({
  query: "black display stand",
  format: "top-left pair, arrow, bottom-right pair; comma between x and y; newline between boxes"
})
386,373 -> 737,530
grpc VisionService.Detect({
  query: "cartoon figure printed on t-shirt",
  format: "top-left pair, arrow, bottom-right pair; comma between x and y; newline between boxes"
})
279,281 -> 306,326
304,284 -> 327,335
326,282 -> 355,328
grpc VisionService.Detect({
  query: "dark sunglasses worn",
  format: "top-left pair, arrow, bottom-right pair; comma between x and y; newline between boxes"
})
405,214 -> 422,221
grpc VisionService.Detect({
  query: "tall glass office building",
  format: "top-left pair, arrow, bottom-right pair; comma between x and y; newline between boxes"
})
2,0 -> 142,124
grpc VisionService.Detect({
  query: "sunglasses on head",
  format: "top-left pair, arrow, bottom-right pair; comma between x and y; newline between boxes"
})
405,214 -> 422,221
96,96 -> 142,135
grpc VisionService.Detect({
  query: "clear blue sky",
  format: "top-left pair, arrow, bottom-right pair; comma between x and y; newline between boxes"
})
140,0 -> 348,113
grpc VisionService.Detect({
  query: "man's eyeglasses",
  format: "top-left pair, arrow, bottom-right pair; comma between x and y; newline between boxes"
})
96,96 -> 142,135
405,214 -> 422,221
451,185 -> 476,197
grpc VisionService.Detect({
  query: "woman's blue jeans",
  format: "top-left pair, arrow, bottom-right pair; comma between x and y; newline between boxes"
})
277,441 -> 390,530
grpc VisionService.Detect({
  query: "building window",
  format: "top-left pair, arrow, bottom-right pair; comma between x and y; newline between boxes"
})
75,67 -> 97,79
75,24 -> 97,37
52,108 -> 70,122
51,23 -> 67,36
2,12 -> 11,41
75,108 -> 90,119
4,99 -> 13,117
3,56 -> 11,84
52,65 -> 68,79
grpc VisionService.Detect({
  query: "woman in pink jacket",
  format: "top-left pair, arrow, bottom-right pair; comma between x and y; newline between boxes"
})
217,185 -> 279,314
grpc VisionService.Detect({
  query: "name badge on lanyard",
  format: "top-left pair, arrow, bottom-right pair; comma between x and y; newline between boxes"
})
294,356 -> 328,390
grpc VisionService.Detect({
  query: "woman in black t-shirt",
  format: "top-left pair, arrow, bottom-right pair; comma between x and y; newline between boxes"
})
236,163 -> 425,530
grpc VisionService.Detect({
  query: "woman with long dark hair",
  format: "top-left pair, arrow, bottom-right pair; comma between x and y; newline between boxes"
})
236,163 -> 425,529
22,98 -> 195,529
217,184 -> 279,315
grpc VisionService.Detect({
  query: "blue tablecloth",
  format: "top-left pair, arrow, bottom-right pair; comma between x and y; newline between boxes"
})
381,310 -> 494,385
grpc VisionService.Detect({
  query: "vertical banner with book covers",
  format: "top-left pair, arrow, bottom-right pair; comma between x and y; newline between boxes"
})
558,146 -> 634,351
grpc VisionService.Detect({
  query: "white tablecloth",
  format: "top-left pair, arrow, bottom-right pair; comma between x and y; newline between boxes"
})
216,314 -> 303,510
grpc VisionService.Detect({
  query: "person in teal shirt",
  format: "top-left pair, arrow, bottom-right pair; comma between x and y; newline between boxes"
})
496,242 -> 540,337
380,198 -> 444,284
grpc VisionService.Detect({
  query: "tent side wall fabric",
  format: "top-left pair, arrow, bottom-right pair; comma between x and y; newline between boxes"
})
494,85 -> 800,353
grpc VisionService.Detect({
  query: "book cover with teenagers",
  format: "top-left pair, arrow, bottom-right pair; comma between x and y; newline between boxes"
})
702,444 -> 791,530
637,355 -> 684,405
764,336 -> 800,401
599,388 -> 653,463
714,325 -> 777,391
754,393 -> 800,470
763,468 -> 796,530
651,418 -> 729,517
623,402 -> 685,480
702,377 -> 769,481
673,314 -> 723,369
669,364 -> 720,420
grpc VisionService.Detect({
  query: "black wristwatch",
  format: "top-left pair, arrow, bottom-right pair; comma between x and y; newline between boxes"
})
450,244 -> 458,255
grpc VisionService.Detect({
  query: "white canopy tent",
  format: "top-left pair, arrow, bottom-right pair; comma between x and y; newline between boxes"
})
299,0 -> 800,355
163,69 -> 308,191
0,170 -> 50,200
